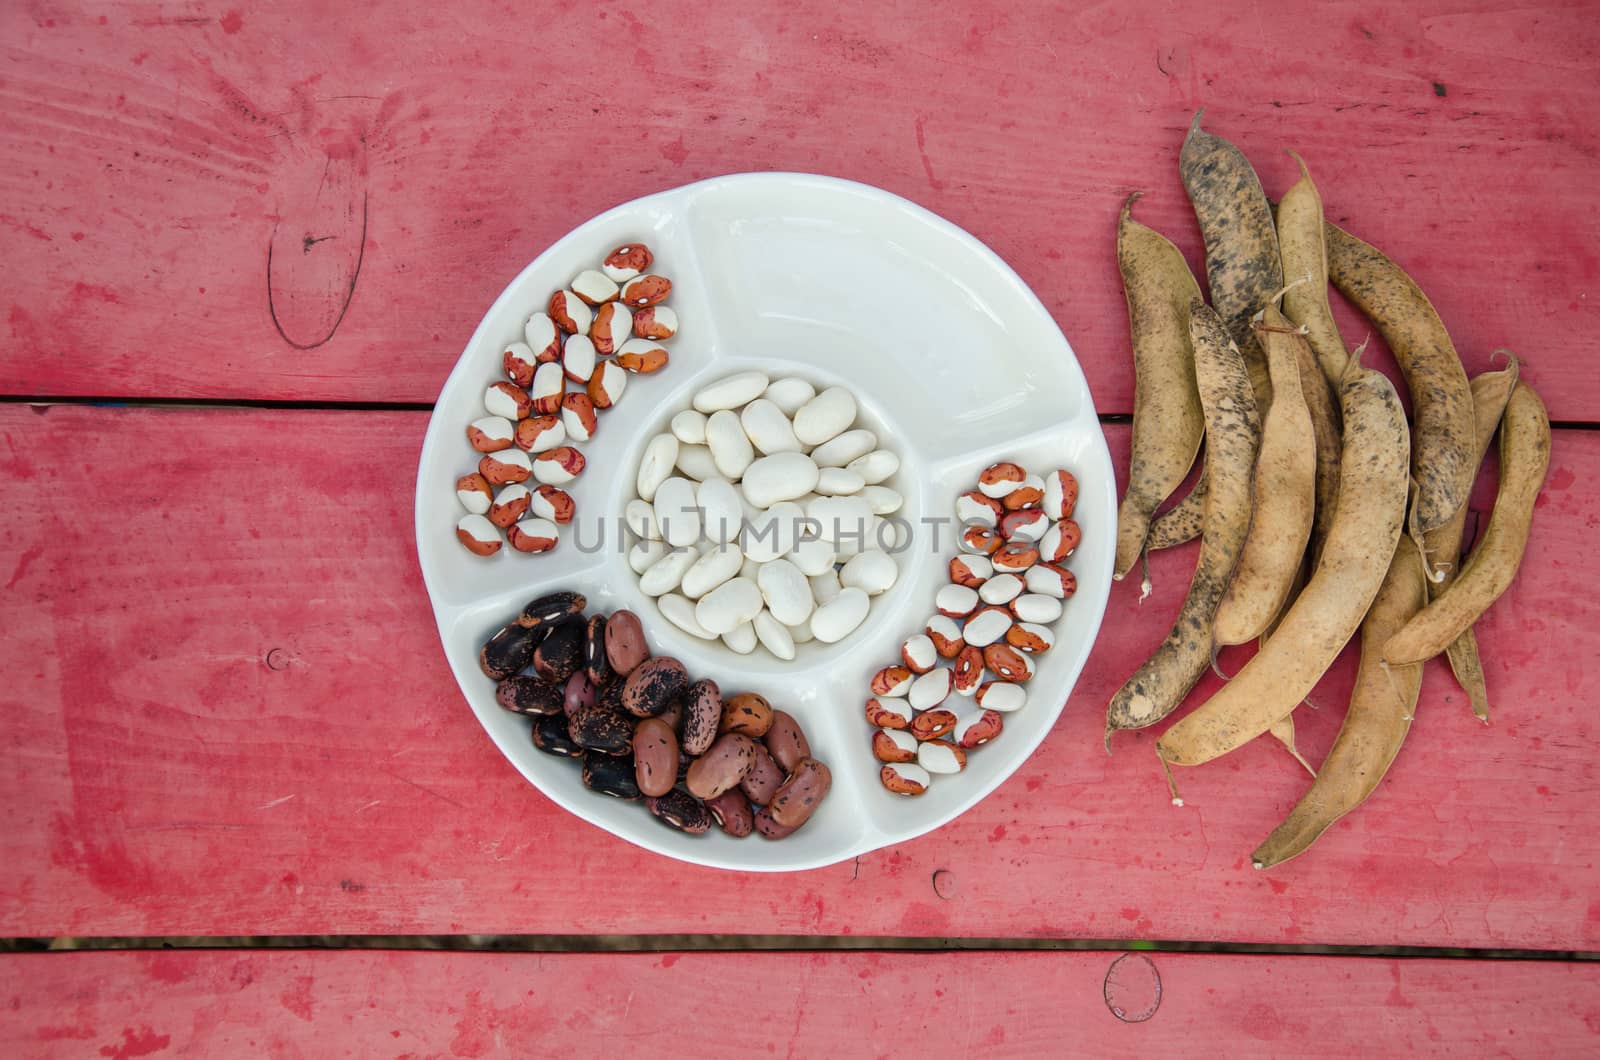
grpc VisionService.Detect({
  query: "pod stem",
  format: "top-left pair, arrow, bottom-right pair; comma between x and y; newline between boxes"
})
1138,548 -> 1153,603
1159,751 -> 1184,807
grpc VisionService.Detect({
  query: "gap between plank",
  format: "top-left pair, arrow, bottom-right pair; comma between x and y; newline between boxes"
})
2,935 -> 1594,961
1,396 -> 1598,434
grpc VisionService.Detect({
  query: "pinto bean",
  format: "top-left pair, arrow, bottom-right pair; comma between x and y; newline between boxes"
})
685,733 -> 758,800
769,758 -> 830,828
763,710 -> 811,773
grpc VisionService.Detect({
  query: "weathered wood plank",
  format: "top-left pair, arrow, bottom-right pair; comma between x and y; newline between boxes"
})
2,405 -> 1595,946
0,2 -> 1595,415
2,950 -> 1597,1057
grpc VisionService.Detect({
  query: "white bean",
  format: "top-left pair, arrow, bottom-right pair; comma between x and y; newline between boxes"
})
809,569 -> 842,606
639,547 -> 697,596
658,593 -> 716,640
670,409 -> 708,445
757,558 -> 815,626
676,443 -> 719,482
681,543 -> 744,599
839,550 -> 898,595
695,576 -> 763,636
741,452 -> 820,508
918,742 -> 966,774
861,485 -> 903,515
693,370 -> 770,413
810,429 -> 877,468
740,398 -> 803,455
909,668 -> 952,711
788,535 -> 837,577
815,468 -> 866,496
696,477 -> 744,546
706,409 -> 755,479
787,619 -> 816,645
977,682 -> 1027,713
763,377 -> 816,415
963,608 -> 1014,647
742,501 -> 805,563
625,498 -> 662,541
629,538 -> 669,574
722,620 -> 758,655
636,434 -> 679,502
753,611 -> 797,661
794,386 -> 858,446
807,495 -> 873,545
810,586 -> 870,643
653,477 -> 701,548
847,449 -> 900,485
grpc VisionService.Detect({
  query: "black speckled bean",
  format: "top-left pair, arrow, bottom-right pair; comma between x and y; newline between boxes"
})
706,790 -> 754,837
685,733 -> 757,800
581,752 -> 640,799
647,790 -> 711,834
496,674 -> 563,716
622,657 -> 689,718
585,614 -> 614,686
768,758 -> 830,828
569,696 -> 634,755
680,679 -> 721,756
479,623 -> 539,680
531,714 -> 582,758
518,591 -> 586,630
533,620 -> 585,684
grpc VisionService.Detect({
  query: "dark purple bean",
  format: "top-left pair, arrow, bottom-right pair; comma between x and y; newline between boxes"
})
739,744 -> 785,805
531,714 -> 582,757
479,623 -> 539,680
621,656 -> 689,718
680,679 -> 722,757
532,620 -> 585,684
763,710 -> 811,773
604,610 -> 649,676
496,674 -> 563,716
705,789 -> 754,838
647,790 -> 711,834
581,752 -> 640,799
768,758 -> 831,828
518,591 -> 586,630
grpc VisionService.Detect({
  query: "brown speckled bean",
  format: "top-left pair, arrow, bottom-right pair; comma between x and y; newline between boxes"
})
763,710 -> 811,773
706,789 -> 755,837
604,610 -> 649,676
910,709 -> 957,742
633,717 -> 680,798
720,692 -> 773,737
621,656 -> 689,717
685,732 -> 758,800
865,696 -> 913,730
739,743 -> 785,805
769,758 -> 830,827
680,679 -> 722,757
753,807 -> 799,839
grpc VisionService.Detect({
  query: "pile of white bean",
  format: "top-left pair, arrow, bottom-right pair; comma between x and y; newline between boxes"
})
625,370 -> 906,659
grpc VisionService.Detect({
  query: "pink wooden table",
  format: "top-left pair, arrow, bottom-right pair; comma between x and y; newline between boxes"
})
2,1 -> 1598,1054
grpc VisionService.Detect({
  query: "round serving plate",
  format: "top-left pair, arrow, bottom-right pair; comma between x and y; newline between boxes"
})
415,172 -> 1114,872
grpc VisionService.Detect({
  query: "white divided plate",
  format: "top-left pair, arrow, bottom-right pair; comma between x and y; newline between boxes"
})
415,173 -> 1113,872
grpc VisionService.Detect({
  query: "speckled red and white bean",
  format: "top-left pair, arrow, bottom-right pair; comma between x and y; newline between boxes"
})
865,461 -> 1081,796
454,241 -> 680,557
